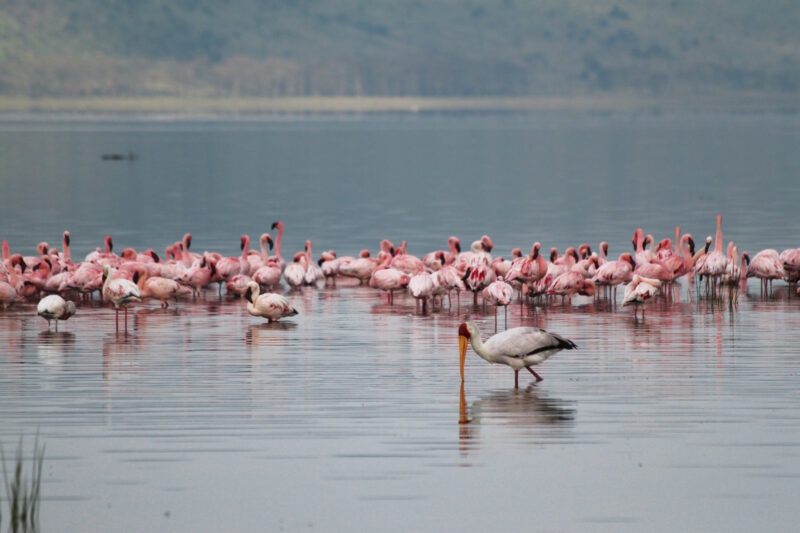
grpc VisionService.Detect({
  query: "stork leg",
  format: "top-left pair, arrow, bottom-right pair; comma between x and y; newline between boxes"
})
526,367 -> 543,382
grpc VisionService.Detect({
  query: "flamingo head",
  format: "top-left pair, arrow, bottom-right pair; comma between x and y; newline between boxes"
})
9,254 -> 27,273
686,235 -> 695,256
63,231 -> 71,246
704,236 -> 713,252
359,250 -> 371,258
121,248 -> 137,261
271,221 -> 283,232
240,235 -> 249,251
657,238 -> 671,252
601,242 -> 609,256
578,280 -> 596,297
244,281 -> 259,304
577,244 -> 590,259
263,234 -> 274,250
620,253 -> 635,269
184,233 -> 192,249
449,237 -> 461,254
149,250 -> 161,263
36,242 -> 49,255
550,248 -> 558,262
532,242 -> 541,259
292,252 -> 305,262
104,236 -> 113,253
512,248 -> 522,259
568,247 -> 579,262
742,252 -> 750,267
481,235 -> 493,253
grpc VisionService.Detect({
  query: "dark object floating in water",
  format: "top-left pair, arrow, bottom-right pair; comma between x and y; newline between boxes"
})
102,152 -> 137,161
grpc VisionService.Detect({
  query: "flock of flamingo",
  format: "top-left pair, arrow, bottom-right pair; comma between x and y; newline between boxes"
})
1,216 -> 799,328
2,216 -> 798,386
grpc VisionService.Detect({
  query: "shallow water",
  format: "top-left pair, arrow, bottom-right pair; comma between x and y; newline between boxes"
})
1,113 -> 800,532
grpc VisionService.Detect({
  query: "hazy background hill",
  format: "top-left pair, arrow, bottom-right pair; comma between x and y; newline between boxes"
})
1,0 -> 798,101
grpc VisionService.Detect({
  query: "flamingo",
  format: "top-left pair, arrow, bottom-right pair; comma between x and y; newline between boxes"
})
621,274 -> 661,318
301,240 -> 324,286
369,254 -> 410,304
482,276 -> 513,331
408,268 -> 436,313
592,253 -> 635,299
547,271 -> 596,299
215,235 -> 252,290
284,253 -> 307,288
244,282 -> 298,322
102,265 -> 141,332
458,321 -> 577,388
338,250 -> 379,284
434,261 -> 466,308
181,233 -> 202,266
179,255 -> 216,297
697,215 -> 728,293
423,236 -> 459,268
37,294 -> 76,330
133,267 -> 191,307
746,249 -> 784,294
269,221 -> 287,273
779,248 -> 800,283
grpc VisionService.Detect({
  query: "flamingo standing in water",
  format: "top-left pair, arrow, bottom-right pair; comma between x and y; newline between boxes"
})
134,266 -> 191,307
697,215 -> 728,294
37,294 -> 76,330
102,265 -> 141,332
621,275 -> 661,318
779,248 -> 800,283
338,250 -> 379,284
482,277 -> 513,331
547,271 -> 596,300
369,254 -> 410,304
244,282 -> 298,322
745,249 -> 784,295
269,222 -> 287,273
458,321 -> 577,388
215,235 -> 252,292
284,253 -> 307,288
408,268 -> 436,313
592,253 -> 636,300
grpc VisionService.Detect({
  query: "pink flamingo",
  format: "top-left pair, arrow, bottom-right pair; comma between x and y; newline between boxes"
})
433,259 -> 466,308
369,254 -> 410,304
547,271 -> 596,299
423,236 -> 459,268
571,253 -> 600,279
134,267 -> 191,308
215,235 -> 251,291
779,248 -> 800,283
390,240 -> 425,274
662,234 -> 695,279
102,265 -> 141,332
697,215 -> 728,294
181,233 -> 202,266
621,274 -> 661,318
269,221 -> 287,273
592,253 -> 636,300
302,240 -> 324,285
338,250 -> 379,284
179,255 -> 216,297
408,268 -> 436,313
482,276 -> 513,331
244,282 -> 298,322
745,249 -> 784,295
283,253 -> 307,288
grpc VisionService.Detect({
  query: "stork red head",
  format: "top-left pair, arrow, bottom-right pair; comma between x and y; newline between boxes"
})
458,322 -> 474,382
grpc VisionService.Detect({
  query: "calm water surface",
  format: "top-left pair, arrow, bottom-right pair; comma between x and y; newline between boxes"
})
1,112 -> 800,532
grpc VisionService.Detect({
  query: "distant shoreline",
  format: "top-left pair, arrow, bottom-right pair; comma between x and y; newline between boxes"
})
0,95 -> 797,117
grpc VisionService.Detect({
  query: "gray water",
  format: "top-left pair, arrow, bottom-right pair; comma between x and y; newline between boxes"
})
1,112 -> 800,532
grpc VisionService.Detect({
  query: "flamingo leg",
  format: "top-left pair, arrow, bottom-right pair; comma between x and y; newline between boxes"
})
526,367 -> 543,382
514,369 -> 519,389
115,308 -> 119,333
124,307 -> 128,331
55,320 -> 58,332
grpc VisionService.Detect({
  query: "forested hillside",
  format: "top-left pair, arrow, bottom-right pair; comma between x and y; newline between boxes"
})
1,0 -> 797,99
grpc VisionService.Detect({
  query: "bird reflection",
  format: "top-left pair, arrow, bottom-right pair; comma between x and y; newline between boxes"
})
458,382 -> 576,464
37,330 -> 76,361
245,322 -> 298,346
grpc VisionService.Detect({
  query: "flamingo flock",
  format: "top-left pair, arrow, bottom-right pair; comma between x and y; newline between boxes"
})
1,216 -> 799,334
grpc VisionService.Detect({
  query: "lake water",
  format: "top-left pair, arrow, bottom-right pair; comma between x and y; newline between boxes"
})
1,112 -> 800,532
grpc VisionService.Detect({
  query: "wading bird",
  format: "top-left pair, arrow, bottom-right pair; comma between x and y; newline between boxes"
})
458,321 -> 577,388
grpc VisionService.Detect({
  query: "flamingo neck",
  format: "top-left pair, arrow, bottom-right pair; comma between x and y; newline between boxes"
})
274,226 -> 283,258
714,216 -> 723,253
260,237 -> 269,261
674,227 -> 681,255
2,240 -> 8,261
241,238 -> 250,260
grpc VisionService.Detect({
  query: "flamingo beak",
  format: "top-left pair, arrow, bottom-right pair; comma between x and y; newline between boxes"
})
459,335 -> 469,382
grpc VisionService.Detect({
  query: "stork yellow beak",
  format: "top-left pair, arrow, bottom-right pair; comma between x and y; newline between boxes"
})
459,335 -> 469,382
